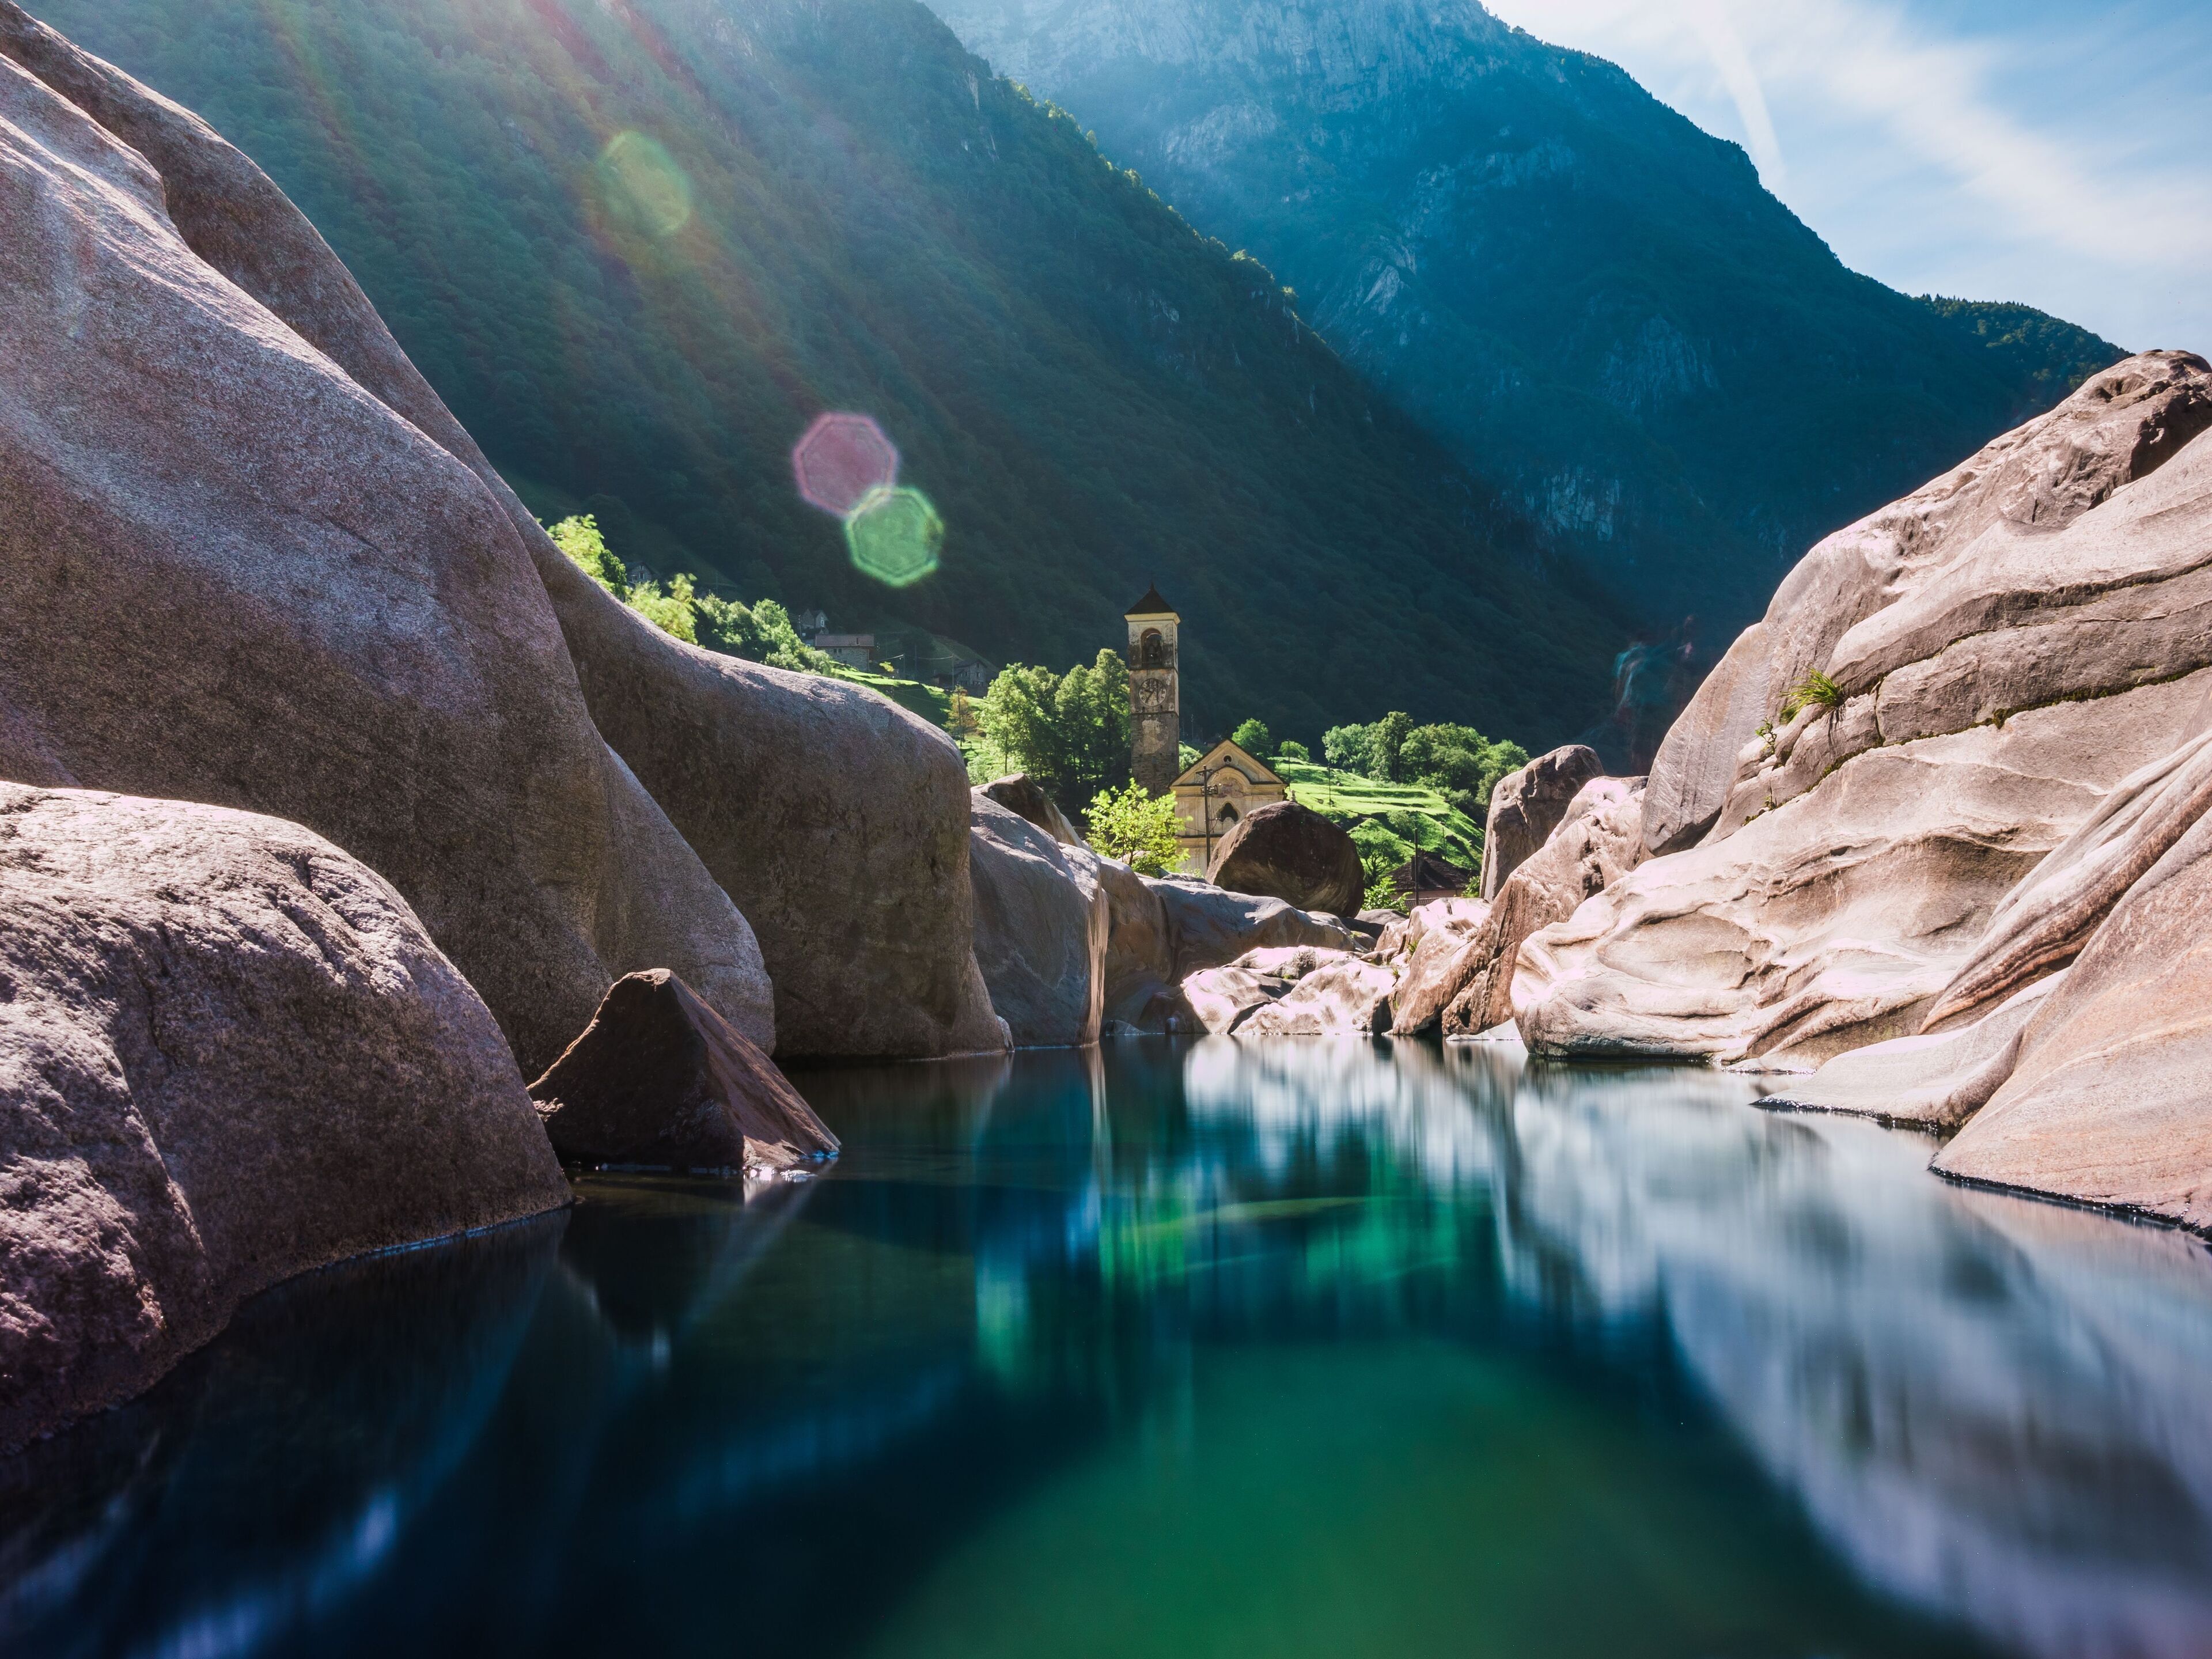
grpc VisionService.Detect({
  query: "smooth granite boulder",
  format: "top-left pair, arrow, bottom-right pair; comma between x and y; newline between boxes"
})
1206,801 -> 1365,918
1933,810 -> 2212,1229
0,785 -> 569,1453
1642,351 -> 2212,857
981,774 -> 1084,846
1387,898 -> 1492,1035
1514,678 -> 2212,1066
1480,745 -> 1604,899
1761,974 -> 2068,1128
968,796 -> 1107,1048
1238,959 -> 1399,1037
0,9 -> 772,1073
1183,964 -> 1295,1035
529,971 -> 839,1173
1438,778 -> 1645,1039
1154,877 -> 1357,978
1097,857 -> 1177,1026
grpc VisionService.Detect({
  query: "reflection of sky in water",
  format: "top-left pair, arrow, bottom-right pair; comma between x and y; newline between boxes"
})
5,1044 -> 2210,1659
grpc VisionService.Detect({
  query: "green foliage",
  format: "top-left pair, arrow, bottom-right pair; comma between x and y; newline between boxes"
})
624,573 -> 700,645
1780,669 -> 1844,721
548,515 -> 627,594
1277,739 -> 1310,763
1320,717 -> 1525,820
1085,781 -> 1181,876
1179,743 -> 1203,772
695,595 -> 835,672
977,650 -> 1132,813
1281,760 -> 1483,872
1230,718 -> 1271,756
1322,724 -> 1376,775
38,0 -> 1628,750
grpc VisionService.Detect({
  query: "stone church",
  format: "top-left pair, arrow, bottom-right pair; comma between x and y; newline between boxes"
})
1125,586 -> 1285,873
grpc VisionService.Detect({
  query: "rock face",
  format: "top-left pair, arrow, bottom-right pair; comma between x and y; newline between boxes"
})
1519,362 -> 2212,1067
1435,778 -> 1646,1039
1206,800 -> 1365,917
1103,870 -> 1357,1031
1238,958 -> 1398,1037
1480,745 -> 1603,899
1385,898 -> 1491,1035
981,774 -> 1084,846
0,7 -> 774,1074
0,785 -> 569,1453
529,971 -> 839,1172
1642,351 -> 2212,857
969,796 -> 1108,1048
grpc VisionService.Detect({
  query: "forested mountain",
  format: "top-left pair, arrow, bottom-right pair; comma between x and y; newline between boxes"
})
928,0 -> 2127,641
32,0 -> 1631,747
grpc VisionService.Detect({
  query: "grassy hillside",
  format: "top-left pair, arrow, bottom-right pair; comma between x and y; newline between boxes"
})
35,0 -> 1630,747
1278,760 -> 1483,873
928,0 -> 2126,647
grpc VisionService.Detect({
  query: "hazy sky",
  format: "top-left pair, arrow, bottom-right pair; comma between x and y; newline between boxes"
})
1482,0 -> 2212,354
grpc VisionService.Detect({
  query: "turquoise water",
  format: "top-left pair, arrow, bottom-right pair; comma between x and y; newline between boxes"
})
6,1039 -> 2212,1658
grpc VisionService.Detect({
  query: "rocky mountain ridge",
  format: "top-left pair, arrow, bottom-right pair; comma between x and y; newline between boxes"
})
930,0 -> 2127,643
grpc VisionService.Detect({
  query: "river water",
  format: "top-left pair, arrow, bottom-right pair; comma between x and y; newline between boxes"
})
6,1040 -> 2212,1658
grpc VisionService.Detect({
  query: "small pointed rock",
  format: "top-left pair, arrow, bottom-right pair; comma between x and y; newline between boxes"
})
529,971 -> 839,1173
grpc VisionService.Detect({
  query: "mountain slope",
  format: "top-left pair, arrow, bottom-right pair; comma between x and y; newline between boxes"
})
927,0 -> 2126,642
30,0 -> 1628,747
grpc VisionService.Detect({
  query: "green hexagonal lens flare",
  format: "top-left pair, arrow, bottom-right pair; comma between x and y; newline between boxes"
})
844,485 -> 942,588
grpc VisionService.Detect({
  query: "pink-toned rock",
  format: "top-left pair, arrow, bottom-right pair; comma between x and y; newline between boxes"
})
1387,897 -> 1491,1035
1642,353 -> 2212,857
1438,778 -> 1645,1039
529,971 -> 839,1173
0,785 -> 569,1453
1481,745 -> 1604,899
1238,959 -> 1398,1037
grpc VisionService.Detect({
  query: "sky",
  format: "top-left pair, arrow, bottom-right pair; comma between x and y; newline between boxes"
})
1482,0 -> 2212,354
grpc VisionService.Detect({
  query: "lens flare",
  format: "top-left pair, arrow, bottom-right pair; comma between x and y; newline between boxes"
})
793,412 -> 900,517
597,131 -> 692,238
844,486 -> 943,588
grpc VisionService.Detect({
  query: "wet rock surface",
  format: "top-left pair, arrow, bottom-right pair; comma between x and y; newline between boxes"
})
529,971 -> 838,1173
0,785 -> 568,1453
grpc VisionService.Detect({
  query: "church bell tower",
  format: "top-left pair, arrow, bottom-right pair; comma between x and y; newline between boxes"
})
1125,584 -> 1180,797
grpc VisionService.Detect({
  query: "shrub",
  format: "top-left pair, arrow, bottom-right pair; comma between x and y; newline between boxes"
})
1231,717 -> 1271,755
1780,669 -> 1844,721
1277,738 -> 1310,763
1086,781 -> 1182,876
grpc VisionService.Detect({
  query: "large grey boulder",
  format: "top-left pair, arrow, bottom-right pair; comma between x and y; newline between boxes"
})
1098,867 -> 1356,1033
1480,745 -> 1604,899
1206,800 -> 1365,917
529,971 -> 839,1172
0,9 -> 772,1074
0,785 -> 569,1453
1643,351 -> 2212,857
969,796 -> 1107,1047
1237,958 -> 1399,1037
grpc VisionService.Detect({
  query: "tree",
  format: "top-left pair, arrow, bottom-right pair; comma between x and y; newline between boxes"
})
1322,723 -> 1374,775
946,686 -> 980,737
547,514 -> 627,593
1086,781 -> 1181,876
1398,723 -> 1529,817
1372,710 -> 1412,781
977,649 -> 1133,812
624,573 -> 699,644
1277,738 -> 1310,763
1231,717 -> 1271,756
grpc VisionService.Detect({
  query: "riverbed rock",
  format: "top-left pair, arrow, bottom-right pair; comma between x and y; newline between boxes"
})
1481,745 -> 1604,899
0,784 -> 570,1453
1387,899 -> 1492,1035
1238,959 -> 1399,1037
0,9 -> 773,1074
528,971 -> 839,1172
969,796 -> 1108,1047
1206,801 -> 1365,917
1097,857 -> 1176,1025
1514,676 -> 2212,1066
1933,806 -> 2212,1230
1183,965 -> 1294,1035
1642,351 -> 2212,857
981,774 -> 1084,846
1437,778 -> 1646,1039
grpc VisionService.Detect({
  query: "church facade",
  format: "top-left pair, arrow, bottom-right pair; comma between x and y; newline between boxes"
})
1170,738 -> 1286,874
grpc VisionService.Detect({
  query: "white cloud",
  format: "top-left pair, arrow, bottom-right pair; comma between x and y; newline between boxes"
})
1485,0 -> 2212,350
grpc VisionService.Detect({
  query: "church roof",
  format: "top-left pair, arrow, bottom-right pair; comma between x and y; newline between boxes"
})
1171,738 -> 1284,790
1124,582 -> 1177,618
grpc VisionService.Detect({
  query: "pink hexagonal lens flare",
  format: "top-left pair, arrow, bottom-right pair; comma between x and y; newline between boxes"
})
792,412 -> 900,517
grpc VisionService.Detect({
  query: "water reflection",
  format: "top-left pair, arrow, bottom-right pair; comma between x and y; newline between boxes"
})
3,1041 -> 2209,1659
